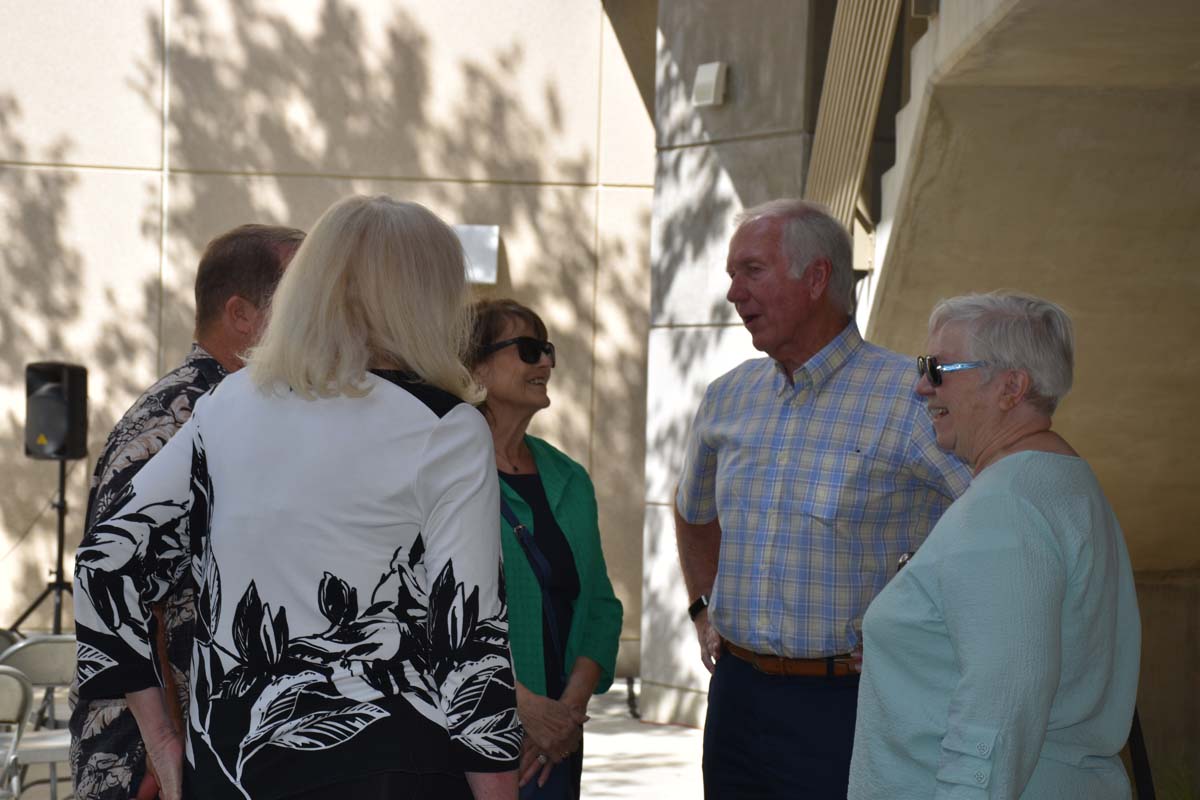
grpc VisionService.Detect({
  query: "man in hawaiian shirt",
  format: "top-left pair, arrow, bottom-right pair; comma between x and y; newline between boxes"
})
69,223 -> 304,800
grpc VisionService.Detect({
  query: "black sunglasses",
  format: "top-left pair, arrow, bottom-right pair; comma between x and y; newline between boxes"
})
480,336 -> 556,367
916,355 -> 987,387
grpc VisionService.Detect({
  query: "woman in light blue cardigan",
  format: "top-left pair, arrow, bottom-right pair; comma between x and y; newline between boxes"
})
849,292 -> 1140,799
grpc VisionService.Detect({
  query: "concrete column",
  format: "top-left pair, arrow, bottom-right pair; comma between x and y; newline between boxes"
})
641,0 -> 835,726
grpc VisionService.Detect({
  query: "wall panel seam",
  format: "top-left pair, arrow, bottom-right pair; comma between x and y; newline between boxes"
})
587,11 -> 607,476
157,0 -> 171,376
657,129 -> 813,152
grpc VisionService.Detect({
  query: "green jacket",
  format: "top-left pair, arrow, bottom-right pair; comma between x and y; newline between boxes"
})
499,435 -> 623,697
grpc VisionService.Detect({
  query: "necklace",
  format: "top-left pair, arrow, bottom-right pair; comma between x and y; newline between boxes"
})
498,449 -> 525,473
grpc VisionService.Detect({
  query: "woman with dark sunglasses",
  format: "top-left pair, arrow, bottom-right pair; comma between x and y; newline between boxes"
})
848,291 -> 1140,799
468,299 -> 623,800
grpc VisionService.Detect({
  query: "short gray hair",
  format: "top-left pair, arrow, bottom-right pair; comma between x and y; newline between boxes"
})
736,199 -> 855,313
929,291 -> 1074,414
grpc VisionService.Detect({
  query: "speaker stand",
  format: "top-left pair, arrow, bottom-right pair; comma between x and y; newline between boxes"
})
9,460 -> 74,636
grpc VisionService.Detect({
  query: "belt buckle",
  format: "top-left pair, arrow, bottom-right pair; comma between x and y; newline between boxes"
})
755,652 -> 787,675
830,655 -> 856,676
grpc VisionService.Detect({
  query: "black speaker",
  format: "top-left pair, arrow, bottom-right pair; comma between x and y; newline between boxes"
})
25,362 -> 88,460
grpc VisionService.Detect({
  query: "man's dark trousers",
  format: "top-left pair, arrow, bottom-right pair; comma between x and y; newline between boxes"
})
703,651 -> 860,798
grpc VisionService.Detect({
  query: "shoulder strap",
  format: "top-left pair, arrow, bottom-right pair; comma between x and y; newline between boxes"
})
499,495 -> 565,672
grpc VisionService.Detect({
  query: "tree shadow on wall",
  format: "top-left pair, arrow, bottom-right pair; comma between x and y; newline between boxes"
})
132,0 -> 642,460
0,96 -> 161,630
127,0 -> 650,641
0,0 -> 655,663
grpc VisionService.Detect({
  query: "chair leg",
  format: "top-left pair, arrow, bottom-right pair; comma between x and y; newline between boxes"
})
4,761 -> 20,799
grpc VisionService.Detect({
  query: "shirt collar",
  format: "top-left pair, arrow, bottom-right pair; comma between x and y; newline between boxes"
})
186,343 -> 229,387
775,322 -> 863,396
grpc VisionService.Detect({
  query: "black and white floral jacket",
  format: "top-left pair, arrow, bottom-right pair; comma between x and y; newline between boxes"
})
73,369 -> 521,799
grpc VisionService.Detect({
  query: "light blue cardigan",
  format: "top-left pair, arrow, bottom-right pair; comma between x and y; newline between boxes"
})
849,452 -> 1140,799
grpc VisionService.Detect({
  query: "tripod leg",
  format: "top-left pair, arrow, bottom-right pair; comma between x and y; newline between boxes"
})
9,459 -> 73,635
53,459 -> 68,636
8,585 -> 54,633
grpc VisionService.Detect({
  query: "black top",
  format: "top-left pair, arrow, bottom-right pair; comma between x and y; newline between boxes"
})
369,369 -> 463,417
499,471 -> 580,698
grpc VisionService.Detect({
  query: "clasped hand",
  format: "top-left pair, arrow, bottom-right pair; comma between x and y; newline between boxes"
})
517,692 -> 587,788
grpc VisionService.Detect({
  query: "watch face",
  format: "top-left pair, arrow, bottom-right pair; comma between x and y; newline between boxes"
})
688,595 -> 709,620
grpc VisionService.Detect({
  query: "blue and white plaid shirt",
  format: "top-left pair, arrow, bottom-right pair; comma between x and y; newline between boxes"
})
677,323 -> 972,658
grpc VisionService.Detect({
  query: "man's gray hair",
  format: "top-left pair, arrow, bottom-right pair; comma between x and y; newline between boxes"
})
736,199 -> 855,313
929,291 -> 1075,414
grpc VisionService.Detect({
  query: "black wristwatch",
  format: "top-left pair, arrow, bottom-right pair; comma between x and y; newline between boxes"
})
687,594 -> 709,621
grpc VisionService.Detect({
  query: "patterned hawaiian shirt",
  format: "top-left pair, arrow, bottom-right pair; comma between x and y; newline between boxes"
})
69,344 -> 226,800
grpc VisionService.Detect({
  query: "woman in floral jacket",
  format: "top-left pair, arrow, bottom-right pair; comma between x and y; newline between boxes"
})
73,196 -> 521,800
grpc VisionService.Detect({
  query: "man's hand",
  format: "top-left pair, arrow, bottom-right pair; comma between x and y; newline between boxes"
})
142,723 -> 184,800
126,687 -> 183,800
675,506 -> 722,672
693,609 -> 722,673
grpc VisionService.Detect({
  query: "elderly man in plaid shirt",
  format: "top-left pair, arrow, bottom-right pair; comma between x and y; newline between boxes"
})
675,199 -> 972,798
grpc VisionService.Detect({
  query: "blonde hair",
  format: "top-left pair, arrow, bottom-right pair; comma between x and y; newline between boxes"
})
248,195 -> 482,402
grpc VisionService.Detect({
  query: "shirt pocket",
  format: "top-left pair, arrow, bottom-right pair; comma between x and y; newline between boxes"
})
801,446 -> 889,534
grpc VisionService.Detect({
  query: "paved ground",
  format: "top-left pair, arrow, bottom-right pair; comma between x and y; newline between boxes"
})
20,681 -> 704,799
581,680 -> 705,799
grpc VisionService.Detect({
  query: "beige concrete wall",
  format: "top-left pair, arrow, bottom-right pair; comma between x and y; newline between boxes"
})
870,81 -> 1200,799
1135,571 -> 1200,797
0,0 -> 656,676
642,0 -> 833,726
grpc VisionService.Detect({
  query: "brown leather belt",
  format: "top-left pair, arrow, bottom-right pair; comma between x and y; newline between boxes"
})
724,642 -> 858,677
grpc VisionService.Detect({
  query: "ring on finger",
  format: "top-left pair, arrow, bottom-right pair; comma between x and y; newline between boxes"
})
536,753 -> 548,765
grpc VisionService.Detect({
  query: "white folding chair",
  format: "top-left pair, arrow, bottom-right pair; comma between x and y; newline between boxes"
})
0,635 -> 76,799
0,633 -> 20,660
0,634 -> 75,723
0,665 -> 32,799
0,664 -> 72,800
0,635 -> 76,691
